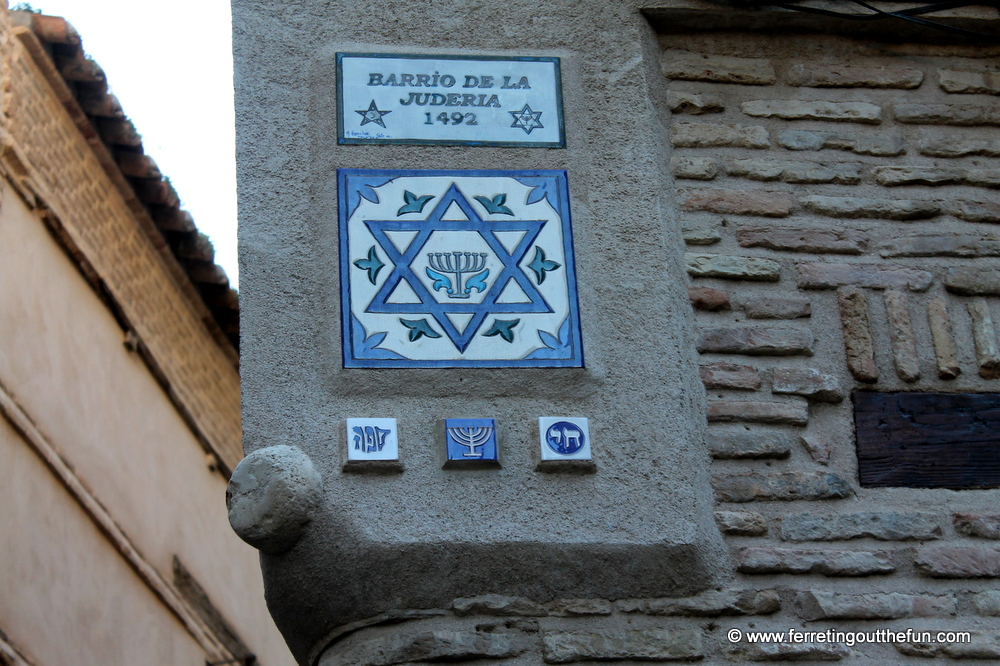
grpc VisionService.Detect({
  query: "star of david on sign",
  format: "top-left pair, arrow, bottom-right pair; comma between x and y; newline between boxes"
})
365,184 -> 550,352
339,169 -> 583,368
509,104 -> 544,134
356,100 -> 391,128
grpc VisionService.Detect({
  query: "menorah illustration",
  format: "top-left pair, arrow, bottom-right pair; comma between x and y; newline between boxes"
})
426,251 -> 489,299
447,424 -> 494,458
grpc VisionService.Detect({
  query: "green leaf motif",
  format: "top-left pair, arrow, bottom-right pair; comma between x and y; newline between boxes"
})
353,246 -> 385,285
527,246 -> 561,284
483,319 -> 520,343
397,190 -> 435,215
400,318 -> 441,342
474,194 -> 513,216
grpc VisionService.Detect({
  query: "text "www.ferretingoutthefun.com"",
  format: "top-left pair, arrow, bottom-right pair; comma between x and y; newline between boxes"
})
727,628 -> 971,647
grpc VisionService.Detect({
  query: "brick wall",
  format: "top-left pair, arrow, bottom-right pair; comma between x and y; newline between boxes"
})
672,30 -> 1000,662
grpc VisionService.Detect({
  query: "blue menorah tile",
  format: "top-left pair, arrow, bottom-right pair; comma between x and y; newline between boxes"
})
443,418 -> 498,466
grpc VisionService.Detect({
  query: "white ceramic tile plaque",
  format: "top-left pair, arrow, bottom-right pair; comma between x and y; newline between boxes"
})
346,418 -> 399,461
339,169 -> 583,368
337,53 -> 564,147
539,417 -> 591,461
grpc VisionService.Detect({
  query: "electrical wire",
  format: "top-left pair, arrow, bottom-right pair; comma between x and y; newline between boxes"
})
740,0 -> 1000,38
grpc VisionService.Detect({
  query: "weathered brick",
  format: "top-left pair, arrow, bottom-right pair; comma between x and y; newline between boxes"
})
781,512 -> 943,541
796,590 -> 955,620
715,510 -> 768,536
799,263 -> 933,291
788,63 -> 923,89
713,472 -> 853,502
778,129 -> 904,156
916,545 -> 1000,578
682,189 -> 792,217
874,166 -> 1000,189
897,631 -> 1000,659
670,122 -> 770,149
737,226 -> 866,254
700,362 -> 761,391
800,434 -> 830,465
689,286 -> 730,311
707,400 -> 809,425
973,591 -> 1000,615
950,200 -> 1000,223
739,548 -> 894,576
838,286 -> 877,383
874,165 -> 965,187
800,194 -> 940,220
939,68 -> 1000,95
707,429 -> 792,458
895,102 -> 1000,126
742,100 -> 882,124
666,90 -> 724,115
726,158 -> 862,184
617,590 -> 780,616
682,225 -> 721,246
697,327 -> 813,355
542,628 -> 702,663
686,254 -> 781,281
946,267 -> 1000,296
967,299 -> 1000,379
453,595 -> 546,616
741,296 -> 811,320
884,289 -> 921,382
671,156 -> 717,180
662,51 -> 776,85
729,643 -> 850,661
954,513 -> 1000,539
771,368 -> 843,402
921,137 -> 1000,158
330,630 -> 525,666
880,233 -> 1000,258
927,297 -> 961,379
545,599 -> 613,617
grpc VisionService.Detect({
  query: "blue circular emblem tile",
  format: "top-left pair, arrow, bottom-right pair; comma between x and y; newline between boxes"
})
545,421 -> 586,455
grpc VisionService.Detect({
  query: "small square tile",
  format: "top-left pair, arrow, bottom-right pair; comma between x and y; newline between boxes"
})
539,417 -> 591,461
444,418 -> 498,464
346,418 -> 399,461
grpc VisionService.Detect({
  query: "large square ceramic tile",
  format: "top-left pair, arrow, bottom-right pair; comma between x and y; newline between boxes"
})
339,169 -> 581,367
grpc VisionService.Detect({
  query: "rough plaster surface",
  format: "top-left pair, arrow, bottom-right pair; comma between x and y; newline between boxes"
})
0,179 -> 292,665
233,0 -> 726,661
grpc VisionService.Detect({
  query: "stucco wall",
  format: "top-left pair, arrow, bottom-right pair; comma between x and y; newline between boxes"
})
0,94 -> 293,666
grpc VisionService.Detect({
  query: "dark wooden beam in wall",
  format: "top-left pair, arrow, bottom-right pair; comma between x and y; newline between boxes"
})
855,392 -> 1000,489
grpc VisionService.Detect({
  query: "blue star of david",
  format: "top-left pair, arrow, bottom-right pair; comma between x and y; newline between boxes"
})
364,183 -> 552,352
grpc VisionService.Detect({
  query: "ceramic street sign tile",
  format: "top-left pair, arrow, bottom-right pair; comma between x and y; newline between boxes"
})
339,169 -> 582,368
539,417 -> 591,461
443,418 -> 498,466
337,53 -> 564,147
346,418 -> 399,460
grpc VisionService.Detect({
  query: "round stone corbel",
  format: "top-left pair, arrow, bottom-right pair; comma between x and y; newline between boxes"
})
226,445 -> 322,554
